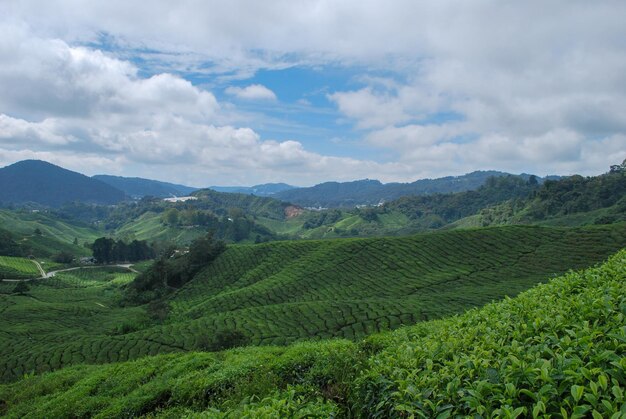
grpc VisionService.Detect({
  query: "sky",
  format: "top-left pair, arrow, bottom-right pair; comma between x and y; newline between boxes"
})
0,1 -> 625,187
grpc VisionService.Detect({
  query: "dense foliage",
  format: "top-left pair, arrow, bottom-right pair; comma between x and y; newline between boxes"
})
525,170 -> 626,220
160,207 -> 277,243
1,249 -> 624,417
0,228 -> 24,257
91,237 -> 155,263
477,169 -> 626,227
124,232 -> 225,304
386,175 -> 540,226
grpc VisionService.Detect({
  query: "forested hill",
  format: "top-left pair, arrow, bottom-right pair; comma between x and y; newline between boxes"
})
274,170 -> 549,208
0,160 -> 127,207
473,166 -> 626,227
191,188 -> 292,219
93,174 -> 197,198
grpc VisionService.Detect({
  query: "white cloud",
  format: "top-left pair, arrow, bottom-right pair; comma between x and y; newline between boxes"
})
0,2 -> 625,184
225,84 -> 277,101
0,24 -> 419,186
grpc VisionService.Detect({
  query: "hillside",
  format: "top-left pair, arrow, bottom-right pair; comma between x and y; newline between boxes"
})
274,170 -> 543,208
0,160 -> 127,207
0,224 -> 624,384
1,247 -> 624,417
461,169 -> 626,228
114,210 -> 276,245
267,169 -> 625,240
0,209 -> 101,257
93,175 -> 198,198
256,175 -> 541,239
191,188 -> 290,219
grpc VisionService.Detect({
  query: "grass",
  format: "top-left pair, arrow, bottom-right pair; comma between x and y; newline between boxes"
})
0,224 -> 624,385
0,247 -> 624,417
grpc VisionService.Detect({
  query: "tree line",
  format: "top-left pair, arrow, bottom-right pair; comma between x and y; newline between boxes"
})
124,232 -> 226,304
91,237 -> 155,264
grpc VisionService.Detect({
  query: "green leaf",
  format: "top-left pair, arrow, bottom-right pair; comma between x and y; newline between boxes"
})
533,401 -> 546,418
512,406 -> 526,418
571,385 -> 584,403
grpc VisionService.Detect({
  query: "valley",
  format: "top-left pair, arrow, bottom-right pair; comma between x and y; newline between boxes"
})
0,159 -> 624,417
2,5 -> 624,415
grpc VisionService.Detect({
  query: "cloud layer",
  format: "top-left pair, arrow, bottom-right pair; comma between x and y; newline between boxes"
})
0,1 -> 625,185
225,84 -> 277,101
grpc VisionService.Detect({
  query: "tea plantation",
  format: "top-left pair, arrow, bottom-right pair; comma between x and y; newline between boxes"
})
0,224 -> 624,387
0,256 -> 40,279
1,245 -> 624,417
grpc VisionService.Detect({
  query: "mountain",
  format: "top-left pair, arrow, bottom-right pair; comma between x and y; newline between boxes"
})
0,160 -> 127,207
93,174 -> 197,198
208,183 -> 296,196
273,170 -> 546,208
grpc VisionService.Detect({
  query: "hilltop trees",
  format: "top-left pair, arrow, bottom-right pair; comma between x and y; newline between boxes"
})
92,237 -> 154,263
0,228 -> 24,257
125,232 -> 225,304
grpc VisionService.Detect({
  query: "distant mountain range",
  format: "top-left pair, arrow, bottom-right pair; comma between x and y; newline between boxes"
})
0,160 -> 127,207
273,171 -> 558,208
208,183 -> 296,196
0,159 -> 560,209
93,175 -> 198,198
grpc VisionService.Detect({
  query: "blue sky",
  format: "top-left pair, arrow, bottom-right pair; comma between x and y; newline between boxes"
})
0,1 -> 624,186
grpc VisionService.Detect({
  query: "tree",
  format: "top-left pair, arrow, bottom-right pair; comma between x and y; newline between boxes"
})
0,228 -> 23,257
92,237 -> 115,263
162,208 -> 180,226
124,232 -> 225,304
188,232 -> 226,268
53,251 -> 74,264
33,228 -> 42,236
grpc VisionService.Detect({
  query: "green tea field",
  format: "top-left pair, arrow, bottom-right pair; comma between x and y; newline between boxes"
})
1,246 -> 624,417
0,224 -> 624,384
0,256 -> 40,279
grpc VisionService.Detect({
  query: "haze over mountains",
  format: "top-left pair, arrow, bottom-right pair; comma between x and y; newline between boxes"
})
273,171 -> 560,208
0,159 -> 561,209
209,183 -> 296,196
93,175 -> 198,199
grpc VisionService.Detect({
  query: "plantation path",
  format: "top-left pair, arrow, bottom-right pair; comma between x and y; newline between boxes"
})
0,263 -> 139,282
31,259 -> 46,278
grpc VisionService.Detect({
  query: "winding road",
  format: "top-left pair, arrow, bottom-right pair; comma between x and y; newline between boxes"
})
1,261 -> 139,282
